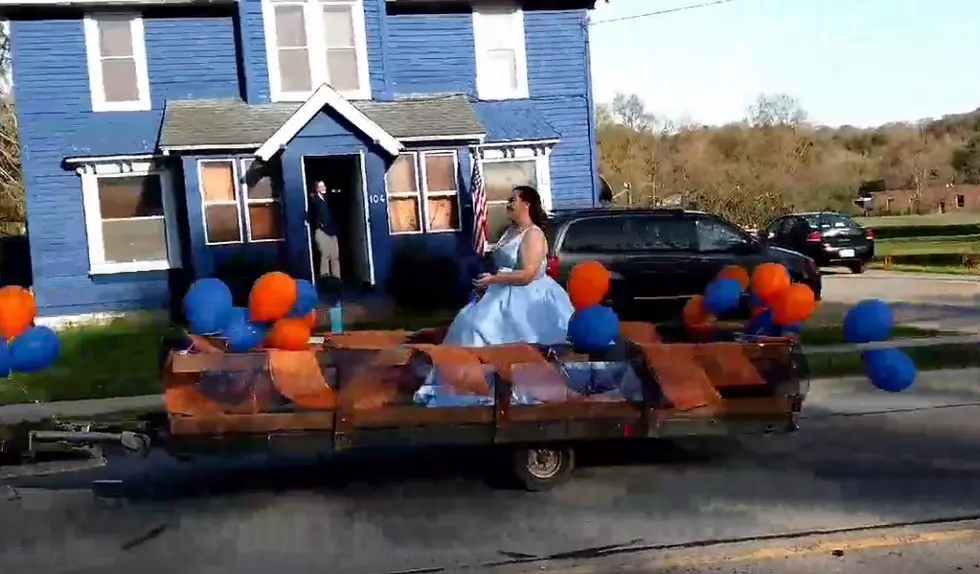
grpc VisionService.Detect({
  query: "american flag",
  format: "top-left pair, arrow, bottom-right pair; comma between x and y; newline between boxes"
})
471,156 -> 488,255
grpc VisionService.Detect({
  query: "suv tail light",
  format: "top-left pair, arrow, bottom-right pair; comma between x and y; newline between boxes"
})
865,229 -> 875,239
546,255 -> 560,279
805,231 -> 821,243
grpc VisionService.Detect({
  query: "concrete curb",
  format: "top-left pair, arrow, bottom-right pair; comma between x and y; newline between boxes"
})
1,368 -> 978,424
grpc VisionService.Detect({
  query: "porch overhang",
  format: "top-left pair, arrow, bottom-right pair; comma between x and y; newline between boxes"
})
255,84 -> 403,162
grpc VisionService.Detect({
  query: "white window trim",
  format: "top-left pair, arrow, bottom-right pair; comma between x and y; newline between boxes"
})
240,158 -> 286,243
82,13 -> 151,112
384,151 -> 424,236
473,144 -> 554,251
261,0 -> 372,103
198,158 -> 245,246
419,150 -> 462,234
472,3 -> 529,101
76,159 -> 181,275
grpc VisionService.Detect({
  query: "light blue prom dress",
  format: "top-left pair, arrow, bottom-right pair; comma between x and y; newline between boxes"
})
443,226 -> 575,347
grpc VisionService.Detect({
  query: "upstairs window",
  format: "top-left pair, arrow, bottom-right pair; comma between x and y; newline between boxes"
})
83,14 -> 151,112
472,4 -> 528,100
263,0 -> 371,102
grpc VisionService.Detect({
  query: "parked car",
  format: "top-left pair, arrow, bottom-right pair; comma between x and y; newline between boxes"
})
544,208 -> 822,322
760,211 -> 875,274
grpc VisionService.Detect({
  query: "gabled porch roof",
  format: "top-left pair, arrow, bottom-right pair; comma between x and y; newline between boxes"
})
158,89 -> 488,156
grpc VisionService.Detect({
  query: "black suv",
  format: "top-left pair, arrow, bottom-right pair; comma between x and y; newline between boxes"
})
544,208 -> 821,322
761,211 -> 874,274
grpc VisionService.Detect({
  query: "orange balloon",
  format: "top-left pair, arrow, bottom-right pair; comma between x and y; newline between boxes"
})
0,286 -> 36,339
771,284 -> 817,326
750,263 -> 791,306
567,261 -> 611,311
682,295 -> 715,326
265,318 -> 312,351
249,272 -> 298,323
717,265 -> 750,289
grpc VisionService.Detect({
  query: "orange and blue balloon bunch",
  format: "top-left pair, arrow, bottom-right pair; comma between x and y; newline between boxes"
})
565,261 -> 621,351
183,272 -> 320,352
0,286 -> 60,376
843,299 -> 916,392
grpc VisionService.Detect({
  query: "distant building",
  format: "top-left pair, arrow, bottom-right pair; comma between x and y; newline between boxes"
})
861,185 -> 980,215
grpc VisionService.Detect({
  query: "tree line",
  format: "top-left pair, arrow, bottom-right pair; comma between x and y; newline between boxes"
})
596,92 -> 980,226
0,28 -> 22,237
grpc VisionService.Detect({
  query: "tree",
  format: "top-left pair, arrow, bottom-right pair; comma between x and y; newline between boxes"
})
952,134 -> 980,184
746,94 -> 808,128
611,92 -> 654,132
0,27 -> 24,236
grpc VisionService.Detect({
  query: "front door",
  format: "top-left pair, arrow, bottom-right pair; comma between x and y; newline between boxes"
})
301,155 -> 375,290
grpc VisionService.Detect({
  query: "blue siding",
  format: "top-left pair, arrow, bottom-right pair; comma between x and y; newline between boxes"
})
240,0 -> 390,103
386,12 -> 476,96
11,14 -> 240,316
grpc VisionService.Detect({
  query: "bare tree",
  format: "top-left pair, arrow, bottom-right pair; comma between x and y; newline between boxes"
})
746,94 -> 808,128
611,93 -> 654,132
0,25 -> 24,236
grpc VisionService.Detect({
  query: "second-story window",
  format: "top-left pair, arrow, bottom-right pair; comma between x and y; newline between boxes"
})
82,14 -> 151,112
262,0 -> 371,102
472,4 -> 529,100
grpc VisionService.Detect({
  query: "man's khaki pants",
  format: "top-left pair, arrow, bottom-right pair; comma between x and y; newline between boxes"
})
314,228 -> 341,280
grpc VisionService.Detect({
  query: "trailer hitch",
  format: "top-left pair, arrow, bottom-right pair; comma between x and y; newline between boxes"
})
29,429 -> 152,458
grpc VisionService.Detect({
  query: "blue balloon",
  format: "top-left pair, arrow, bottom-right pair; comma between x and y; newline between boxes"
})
746,309 -> 780,337
782,323 -> 803,335
288,279 -> 319,318
863,348 -> 916,392
843,299 -> 893,344
184,278 -> 233,335
9,326 -> 60,373
0,338 -> 9,377
221,306 -> 267,352
704,277 -> 744,316
568,305 -> 620,351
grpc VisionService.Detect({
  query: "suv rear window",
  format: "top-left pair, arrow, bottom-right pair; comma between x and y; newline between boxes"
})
803,213 -> 860,230
628,216 -> 697,250
560,217 -> 630,252
559,215 -> 697,253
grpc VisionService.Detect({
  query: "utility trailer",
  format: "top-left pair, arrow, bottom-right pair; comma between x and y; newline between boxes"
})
24,321 -> 808,491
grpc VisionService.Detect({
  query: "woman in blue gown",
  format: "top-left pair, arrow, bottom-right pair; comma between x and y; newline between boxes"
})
443,186 -> 575,347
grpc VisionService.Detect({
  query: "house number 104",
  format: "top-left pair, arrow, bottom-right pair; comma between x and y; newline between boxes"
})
369,194 -> 386,204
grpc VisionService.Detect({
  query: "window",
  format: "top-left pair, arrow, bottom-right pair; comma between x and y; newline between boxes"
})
78,161 -> 180,275
83,14 -> 150,112
262,0 -> 371,102
472,5 -> 528,100
957,194 -> 966,208
628,216 -> 697,251
198,159 -> 284,245
695,217 -> 754,253
561,218 -> 630,253
385,151 -> 461,234
481,159 -> 538,242
802,213 -> 859,230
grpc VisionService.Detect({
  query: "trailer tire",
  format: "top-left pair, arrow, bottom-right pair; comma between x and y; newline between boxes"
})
510,445 -> 575,491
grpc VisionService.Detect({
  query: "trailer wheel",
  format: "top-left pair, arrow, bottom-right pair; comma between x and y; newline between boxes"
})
510,445 -> 575,491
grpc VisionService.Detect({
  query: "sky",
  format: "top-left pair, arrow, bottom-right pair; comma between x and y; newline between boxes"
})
589,0 -> 980,128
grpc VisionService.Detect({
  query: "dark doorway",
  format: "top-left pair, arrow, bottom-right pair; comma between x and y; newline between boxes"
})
302,154 -> 373,292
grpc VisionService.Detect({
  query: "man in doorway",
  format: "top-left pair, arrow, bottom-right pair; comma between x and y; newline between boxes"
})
311,180 -> 341,281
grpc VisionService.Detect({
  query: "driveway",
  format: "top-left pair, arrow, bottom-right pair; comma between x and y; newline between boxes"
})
819,271 -> 980,332
4,369 -> 980,574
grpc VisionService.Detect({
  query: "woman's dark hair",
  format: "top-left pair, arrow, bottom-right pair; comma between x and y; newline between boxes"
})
514,185 -> 547,229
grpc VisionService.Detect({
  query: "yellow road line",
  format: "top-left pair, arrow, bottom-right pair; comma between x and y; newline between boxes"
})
528,527 -> 980,574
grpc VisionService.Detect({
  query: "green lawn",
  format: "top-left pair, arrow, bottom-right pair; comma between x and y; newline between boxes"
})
856,213 -> 980,227
0,317 -> 958,406
876,234 -> 980,256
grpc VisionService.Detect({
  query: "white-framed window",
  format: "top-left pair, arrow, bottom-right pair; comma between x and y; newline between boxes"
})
472,4 -> 528,100
76,160 -> 181,275
198,158 -> 285,245
476,146 -> 553,246
82,13 -> 151,112
384,150 -> 461,235
261,0 -> 372,102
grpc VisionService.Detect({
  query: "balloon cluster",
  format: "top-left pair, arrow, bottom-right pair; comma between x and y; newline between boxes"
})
183,272 -> 320,352
0,286 -> 60,376
682,263 -> 818,337
843,299 -> 916,392
565,261 -> 620,351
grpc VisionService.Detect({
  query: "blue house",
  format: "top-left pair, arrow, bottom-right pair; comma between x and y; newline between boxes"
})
3,0 -> 601,322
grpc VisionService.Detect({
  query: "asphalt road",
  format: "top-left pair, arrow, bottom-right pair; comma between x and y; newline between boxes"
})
3,370 -> 980,574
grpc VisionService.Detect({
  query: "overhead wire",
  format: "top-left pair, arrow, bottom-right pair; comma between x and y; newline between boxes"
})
590,0 -> 737,25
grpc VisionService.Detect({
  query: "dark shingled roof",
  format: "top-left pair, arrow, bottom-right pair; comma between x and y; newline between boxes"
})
158,94 -> 486,150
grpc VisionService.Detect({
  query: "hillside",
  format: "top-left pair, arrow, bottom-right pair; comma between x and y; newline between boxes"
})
596,93 -> 980,226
